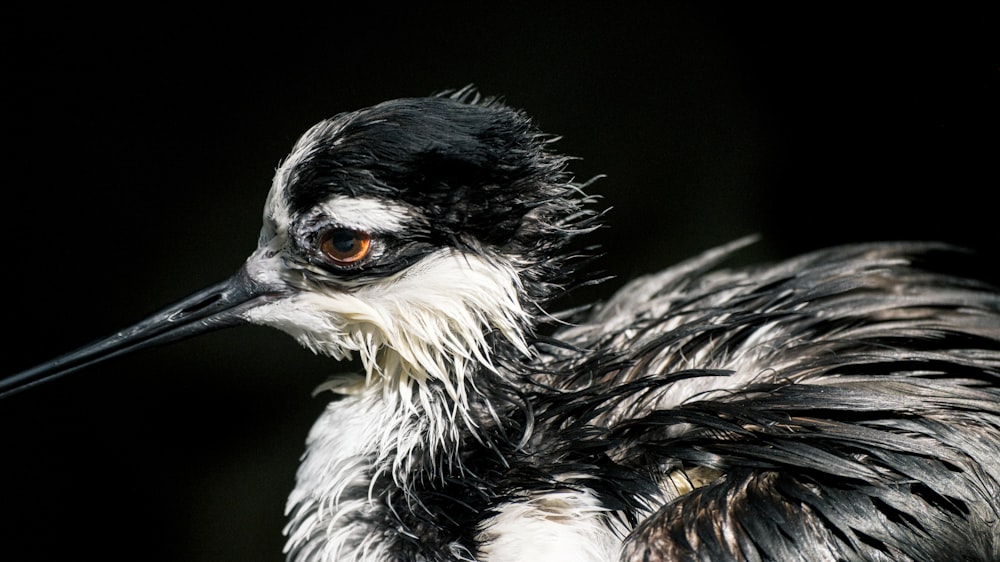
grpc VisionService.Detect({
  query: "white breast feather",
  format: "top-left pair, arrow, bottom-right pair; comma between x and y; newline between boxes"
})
476,488 -> 625,562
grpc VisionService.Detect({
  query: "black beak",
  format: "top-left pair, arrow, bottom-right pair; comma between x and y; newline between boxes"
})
2,267 -> 283,399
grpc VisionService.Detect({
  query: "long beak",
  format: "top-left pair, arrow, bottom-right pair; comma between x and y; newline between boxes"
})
2,267 -> 284,399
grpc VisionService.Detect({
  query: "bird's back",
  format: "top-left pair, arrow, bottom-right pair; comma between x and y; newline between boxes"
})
520,238 -> 1000,561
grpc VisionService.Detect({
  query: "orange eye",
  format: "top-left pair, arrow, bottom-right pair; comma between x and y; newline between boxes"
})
320,228 -> 372,266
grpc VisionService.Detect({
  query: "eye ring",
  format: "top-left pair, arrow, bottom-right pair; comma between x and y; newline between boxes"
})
319,228 -> 373,267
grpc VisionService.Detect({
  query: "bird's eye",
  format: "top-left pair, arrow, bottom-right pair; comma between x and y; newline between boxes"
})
319,228 -> 372,267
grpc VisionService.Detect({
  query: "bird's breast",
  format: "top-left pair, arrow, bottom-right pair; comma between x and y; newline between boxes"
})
475,488 -> 625,562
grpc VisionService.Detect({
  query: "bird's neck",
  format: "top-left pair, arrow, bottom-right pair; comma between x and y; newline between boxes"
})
282,251 -> 541,559
285,349 -> 529,561
331,340 -> 529,476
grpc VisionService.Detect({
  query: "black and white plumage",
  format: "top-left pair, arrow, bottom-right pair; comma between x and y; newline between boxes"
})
5,89 -> 1000,561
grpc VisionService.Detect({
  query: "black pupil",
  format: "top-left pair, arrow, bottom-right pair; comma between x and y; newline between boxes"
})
329,230 -> 358,253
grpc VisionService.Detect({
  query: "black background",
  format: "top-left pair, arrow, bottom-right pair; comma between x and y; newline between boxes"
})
4,5 -> 997,561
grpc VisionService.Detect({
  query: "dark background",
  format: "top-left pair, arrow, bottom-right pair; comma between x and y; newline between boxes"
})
4,5 -> 997,561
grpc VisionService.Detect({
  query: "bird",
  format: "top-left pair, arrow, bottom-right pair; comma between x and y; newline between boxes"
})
4,87 -> 1000,562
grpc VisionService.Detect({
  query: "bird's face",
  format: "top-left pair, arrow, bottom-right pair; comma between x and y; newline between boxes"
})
3,91 -> 597,401
241,185 -> 532,397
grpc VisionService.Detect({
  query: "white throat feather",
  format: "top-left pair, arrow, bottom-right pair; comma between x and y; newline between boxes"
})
247,248 -> 533,469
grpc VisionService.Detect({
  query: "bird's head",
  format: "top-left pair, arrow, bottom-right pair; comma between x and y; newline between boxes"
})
3,89 -> 601,405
